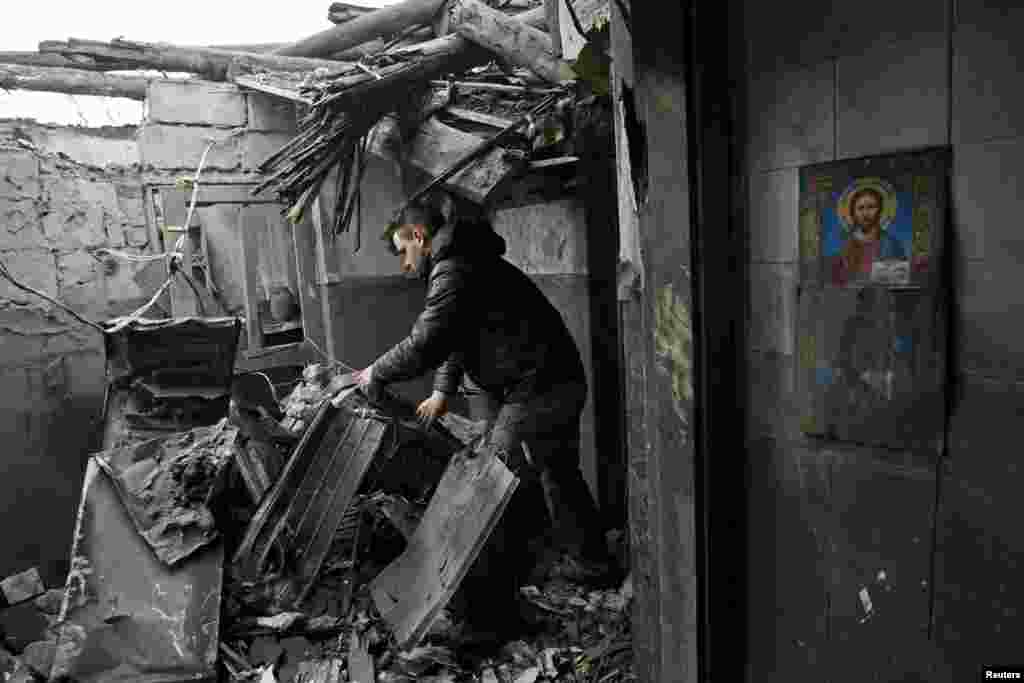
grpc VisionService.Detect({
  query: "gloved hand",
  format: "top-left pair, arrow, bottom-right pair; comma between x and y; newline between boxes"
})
415,391 -> 449,429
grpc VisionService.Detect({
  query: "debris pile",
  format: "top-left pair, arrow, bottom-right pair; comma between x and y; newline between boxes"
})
3,317 -> 632,683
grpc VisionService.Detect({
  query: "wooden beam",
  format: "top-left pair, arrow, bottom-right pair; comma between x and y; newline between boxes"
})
276,0 -> 448,58
330,26 -> 435,62
369,115 -> 524,204
545,0 -> 563,56
444,106 -> 515,129
0,63 -> 151,99
0,51 -> 106,70
450,0 -> 576,83
40,38 -> 353,82
327,2 -> 378,24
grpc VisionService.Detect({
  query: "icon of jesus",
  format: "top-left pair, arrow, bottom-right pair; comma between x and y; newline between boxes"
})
833,184 -> 907,285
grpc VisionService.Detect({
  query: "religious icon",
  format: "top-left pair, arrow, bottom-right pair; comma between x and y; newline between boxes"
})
824,177 -> 913,286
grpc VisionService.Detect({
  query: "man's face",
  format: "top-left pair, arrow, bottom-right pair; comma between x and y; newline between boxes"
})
392,224 -> 431,275
853,194 -> 881,231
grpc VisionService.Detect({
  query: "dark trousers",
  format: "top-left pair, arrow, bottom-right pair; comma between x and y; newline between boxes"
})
457,379 -> 604,629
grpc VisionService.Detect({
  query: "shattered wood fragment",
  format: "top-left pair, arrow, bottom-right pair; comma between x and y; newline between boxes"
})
0,63 -> 151,99
95,419 -> 238,566
51,459 -> 224,682
296,657 -> 346,683
450,0 -> 577,83
371,445 -> 519,649
0,569 -> 45,610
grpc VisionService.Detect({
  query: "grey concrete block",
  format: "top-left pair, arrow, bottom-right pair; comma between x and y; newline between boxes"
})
749,262 -> 797,356
492,199 -> 588,275
836,34 -> 950,160
137,124 -> 242,171
247,93 -> 298,132
957,256 -> 1024,381
243,132 -> 292,171
748,167 -> 799,262
953,4 -> 1024,144
748,61 -> 835,172
0,249 -> 57,303
747,350 -> 799,441
953,138 -> 1024,262
146,80 -> 246,127
0,199 -> 41,251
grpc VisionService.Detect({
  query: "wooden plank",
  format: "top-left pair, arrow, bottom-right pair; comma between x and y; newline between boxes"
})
235,340 -> 320,372
370,445 -> 518,649
293,210 -> 328,356
0,569 -> 45,609
237,206 -> 265,352
369,116 -> 523,204
0,63 -> 150,99
545,0 -> 563,56
234,74 -> 314,104
443,106 -> 515,129
312,193 -> 342,363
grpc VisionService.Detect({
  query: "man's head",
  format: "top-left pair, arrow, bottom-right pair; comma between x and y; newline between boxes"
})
850,187 -> 884,234
383,203 -> 446,275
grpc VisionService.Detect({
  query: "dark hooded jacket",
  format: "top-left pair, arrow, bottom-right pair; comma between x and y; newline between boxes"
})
370,219 -> 586,399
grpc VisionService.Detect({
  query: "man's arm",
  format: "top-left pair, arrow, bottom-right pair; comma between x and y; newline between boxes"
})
371,262 -> 466,385
434,353 -> 465,396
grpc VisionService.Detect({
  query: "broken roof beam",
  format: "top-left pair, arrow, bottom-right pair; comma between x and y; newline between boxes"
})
370,114 -> 524,204
451,0 -> 576,84
279,0 -> 548,58
327,2 -> 380,24
0,63 -> 151,99
40,38 -> 354,82
0,51 -> 107,70
278,0 -> 449,57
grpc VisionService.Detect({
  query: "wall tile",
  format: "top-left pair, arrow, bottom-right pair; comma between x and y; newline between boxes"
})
749,262 -> 797,356
836,34 -> 950,160
749,167 -> 799,262
749,61 -> 835,172
953,137 -> 1024,262
953,3 -> 1024,144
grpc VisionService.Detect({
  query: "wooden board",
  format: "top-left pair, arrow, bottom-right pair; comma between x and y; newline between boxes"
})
369,115 -> 524,204
371,444 -> 518,649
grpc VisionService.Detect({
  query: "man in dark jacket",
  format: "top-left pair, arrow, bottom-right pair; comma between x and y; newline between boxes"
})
354,201 -> 609,639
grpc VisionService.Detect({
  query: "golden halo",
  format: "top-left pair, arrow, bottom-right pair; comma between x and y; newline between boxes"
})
836,177 -> 898,234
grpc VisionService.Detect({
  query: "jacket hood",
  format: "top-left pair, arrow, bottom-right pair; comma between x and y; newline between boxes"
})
430,219 -> 507,265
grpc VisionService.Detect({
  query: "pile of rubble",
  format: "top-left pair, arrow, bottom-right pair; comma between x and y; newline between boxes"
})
1,318 -> 633,683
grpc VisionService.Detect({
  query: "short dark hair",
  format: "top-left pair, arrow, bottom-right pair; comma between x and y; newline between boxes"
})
381,202 -> 446,255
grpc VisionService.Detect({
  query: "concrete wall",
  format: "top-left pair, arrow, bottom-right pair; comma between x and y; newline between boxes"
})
0,122 -> 159,590
0,82 -> 297,597
742,0 -> 1024,678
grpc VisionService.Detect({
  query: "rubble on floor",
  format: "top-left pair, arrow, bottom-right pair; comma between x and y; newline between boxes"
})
29,325 -> 633,683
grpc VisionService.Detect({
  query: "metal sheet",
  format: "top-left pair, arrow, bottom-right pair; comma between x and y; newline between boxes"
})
51,459 -> 223,683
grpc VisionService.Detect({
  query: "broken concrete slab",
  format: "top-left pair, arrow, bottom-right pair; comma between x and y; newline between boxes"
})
94,418 -> 238,566
51,458 -> 224,683
371,444 -> 519,650
0,569 -> 45,609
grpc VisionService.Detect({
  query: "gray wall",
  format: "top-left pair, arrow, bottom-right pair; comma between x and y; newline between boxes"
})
743,0 -> 1023,679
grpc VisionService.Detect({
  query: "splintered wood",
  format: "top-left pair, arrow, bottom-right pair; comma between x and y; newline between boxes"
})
371,444 -> 519,649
